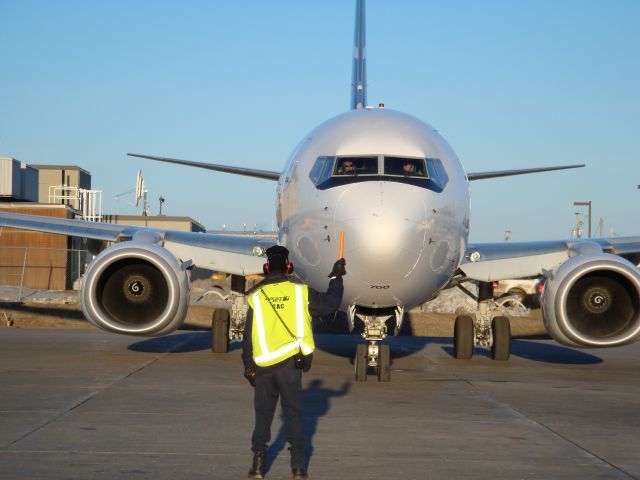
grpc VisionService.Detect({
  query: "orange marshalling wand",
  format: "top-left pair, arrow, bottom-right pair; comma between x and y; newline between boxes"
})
339,231 -> 345,259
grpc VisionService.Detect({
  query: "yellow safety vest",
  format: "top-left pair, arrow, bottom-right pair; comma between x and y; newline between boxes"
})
248,281 -> 315,367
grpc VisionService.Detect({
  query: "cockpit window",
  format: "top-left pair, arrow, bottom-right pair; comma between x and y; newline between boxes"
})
309,157 -> 328,184
334,156 -> 378,176
384,157 -> 428,178
310,154 -> 448,193
309,156 -> 335,185
425,158 -> 449,188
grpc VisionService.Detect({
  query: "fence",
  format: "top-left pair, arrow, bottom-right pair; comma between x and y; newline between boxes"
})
0,247 -> 91,299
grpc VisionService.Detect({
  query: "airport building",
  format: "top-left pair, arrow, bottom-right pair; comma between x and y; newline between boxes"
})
32,164 -> 91,203
0,157 -> 205,292
0,157 -> 39,202
0,203 -> 82,290
101,215 -> 205,232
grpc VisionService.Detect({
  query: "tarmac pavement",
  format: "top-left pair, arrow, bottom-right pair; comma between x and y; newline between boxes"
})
0,328 -> 638,479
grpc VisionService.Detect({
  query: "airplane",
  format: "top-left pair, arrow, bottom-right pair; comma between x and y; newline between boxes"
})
2,0 -> 640,382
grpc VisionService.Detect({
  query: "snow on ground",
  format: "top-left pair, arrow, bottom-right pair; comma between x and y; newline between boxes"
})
0,282 -> 530,316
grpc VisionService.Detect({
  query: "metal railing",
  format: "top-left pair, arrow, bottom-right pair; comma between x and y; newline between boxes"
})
48,185 -> 103,222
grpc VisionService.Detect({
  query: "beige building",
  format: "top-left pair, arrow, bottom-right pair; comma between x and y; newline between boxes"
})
31,165 -> 91,204
101,214 -> 205,232
0,203 -> 83,290
1,158 -> 207,290
0,204 -> 205,290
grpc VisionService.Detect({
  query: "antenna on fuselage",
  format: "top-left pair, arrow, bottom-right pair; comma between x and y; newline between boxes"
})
351,0 -> 367,110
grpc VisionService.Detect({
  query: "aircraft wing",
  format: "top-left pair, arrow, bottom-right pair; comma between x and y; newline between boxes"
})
127,153 -> 281,181
460,237 -> 640,281
0,212 -> 275,275
467,164 -> 584,181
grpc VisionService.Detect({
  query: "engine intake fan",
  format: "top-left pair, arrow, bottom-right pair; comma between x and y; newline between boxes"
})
81,241 -> 190,336
542,253 -> 640,347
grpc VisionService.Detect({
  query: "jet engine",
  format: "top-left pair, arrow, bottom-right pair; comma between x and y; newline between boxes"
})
541,253 -> 640,347
81,241 -> 190,336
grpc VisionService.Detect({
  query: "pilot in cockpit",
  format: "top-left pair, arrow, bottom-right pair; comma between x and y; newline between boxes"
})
401,159 -> 424,177
338,159 -> 357,174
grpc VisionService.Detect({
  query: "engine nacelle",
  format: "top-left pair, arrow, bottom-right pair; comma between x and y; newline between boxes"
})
81,241 -> 190,336
542,253 -> 640,347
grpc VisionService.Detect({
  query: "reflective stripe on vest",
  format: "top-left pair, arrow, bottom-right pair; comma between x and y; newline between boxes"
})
250,282 -> 314,367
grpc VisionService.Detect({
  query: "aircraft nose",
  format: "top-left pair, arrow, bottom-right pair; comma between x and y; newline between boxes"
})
334,182 -> 428,287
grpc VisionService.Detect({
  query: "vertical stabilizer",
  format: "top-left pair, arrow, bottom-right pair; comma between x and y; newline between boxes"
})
351,0 -> 367,109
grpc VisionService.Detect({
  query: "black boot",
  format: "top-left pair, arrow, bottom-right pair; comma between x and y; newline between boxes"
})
291,467 -> 308,480
248,452 -> 266,479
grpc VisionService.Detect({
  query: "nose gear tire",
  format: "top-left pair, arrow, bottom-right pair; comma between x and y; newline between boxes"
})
355,343 -> 367,381
377,344 -> 390,382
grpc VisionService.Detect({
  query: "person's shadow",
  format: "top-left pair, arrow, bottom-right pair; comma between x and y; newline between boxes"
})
267,379 -> 350,471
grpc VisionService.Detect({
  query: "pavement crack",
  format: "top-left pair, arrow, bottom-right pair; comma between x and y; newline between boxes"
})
465,379 -> 637,480
1,355 -> 164,451
1,332 -> 200,451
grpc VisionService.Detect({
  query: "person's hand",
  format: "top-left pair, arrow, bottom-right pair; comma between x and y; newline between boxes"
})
244,368 -> 256,387
328,258 -> 346,278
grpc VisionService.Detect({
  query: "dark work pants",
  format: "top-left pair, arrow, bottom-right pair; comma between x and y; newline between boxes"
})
252,358 -> 305,468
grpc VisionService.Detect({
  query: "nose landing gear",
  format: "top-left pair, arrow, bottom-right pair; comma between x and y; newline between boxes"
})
355,342 -> 391,382
350,306 -> 401,382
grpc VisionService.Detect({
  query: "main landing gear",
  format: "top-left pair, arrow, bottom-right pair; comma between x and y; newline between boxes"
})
350,305 -> 402,382
453,281 -> 511,361
199,275 -> 250,353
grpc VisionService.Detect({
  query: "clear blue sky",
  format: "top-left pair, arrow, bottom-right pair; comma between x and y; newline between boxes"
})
1,0 -> 638,241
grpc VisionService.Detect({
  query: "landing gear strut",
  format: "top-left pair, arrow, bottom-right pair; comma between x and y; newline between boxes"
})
351,306 -> 401,382
201,274 -> 251,353
453,281 -> 512,360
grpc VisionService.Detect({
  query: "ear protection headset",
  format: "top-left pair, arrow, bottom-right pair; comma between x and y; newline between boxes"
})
263,256 -> 294,275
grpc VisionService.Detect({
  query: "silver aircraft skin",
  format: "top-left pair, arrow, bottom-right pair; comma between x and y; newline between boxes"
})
2,0 -> 640,375
276,108 -> 469,312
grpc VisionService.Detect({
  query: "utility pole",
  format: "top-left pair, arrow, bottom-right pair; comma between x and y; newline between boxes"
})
142,190 -> 149,216
574,201 -> 592,238
598,217 -> 604,238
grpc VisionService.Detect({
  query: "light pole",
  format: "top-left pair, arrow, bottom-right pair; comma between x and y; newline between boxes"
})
573,212 -> 583,238
574,201 -> 592,238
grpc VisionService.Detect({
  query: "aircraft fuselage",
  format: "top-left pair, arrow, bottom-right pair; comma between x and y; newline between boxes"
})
277,108 -> 470,311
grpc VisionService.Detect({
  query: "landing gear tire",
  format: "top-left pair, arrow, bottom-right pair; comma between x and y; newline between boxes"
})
211,309 -> 230,353
454,315 -> 474,359
377,344 -> 390,382
491,316 -> 511,361
355,344 -> 367,382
